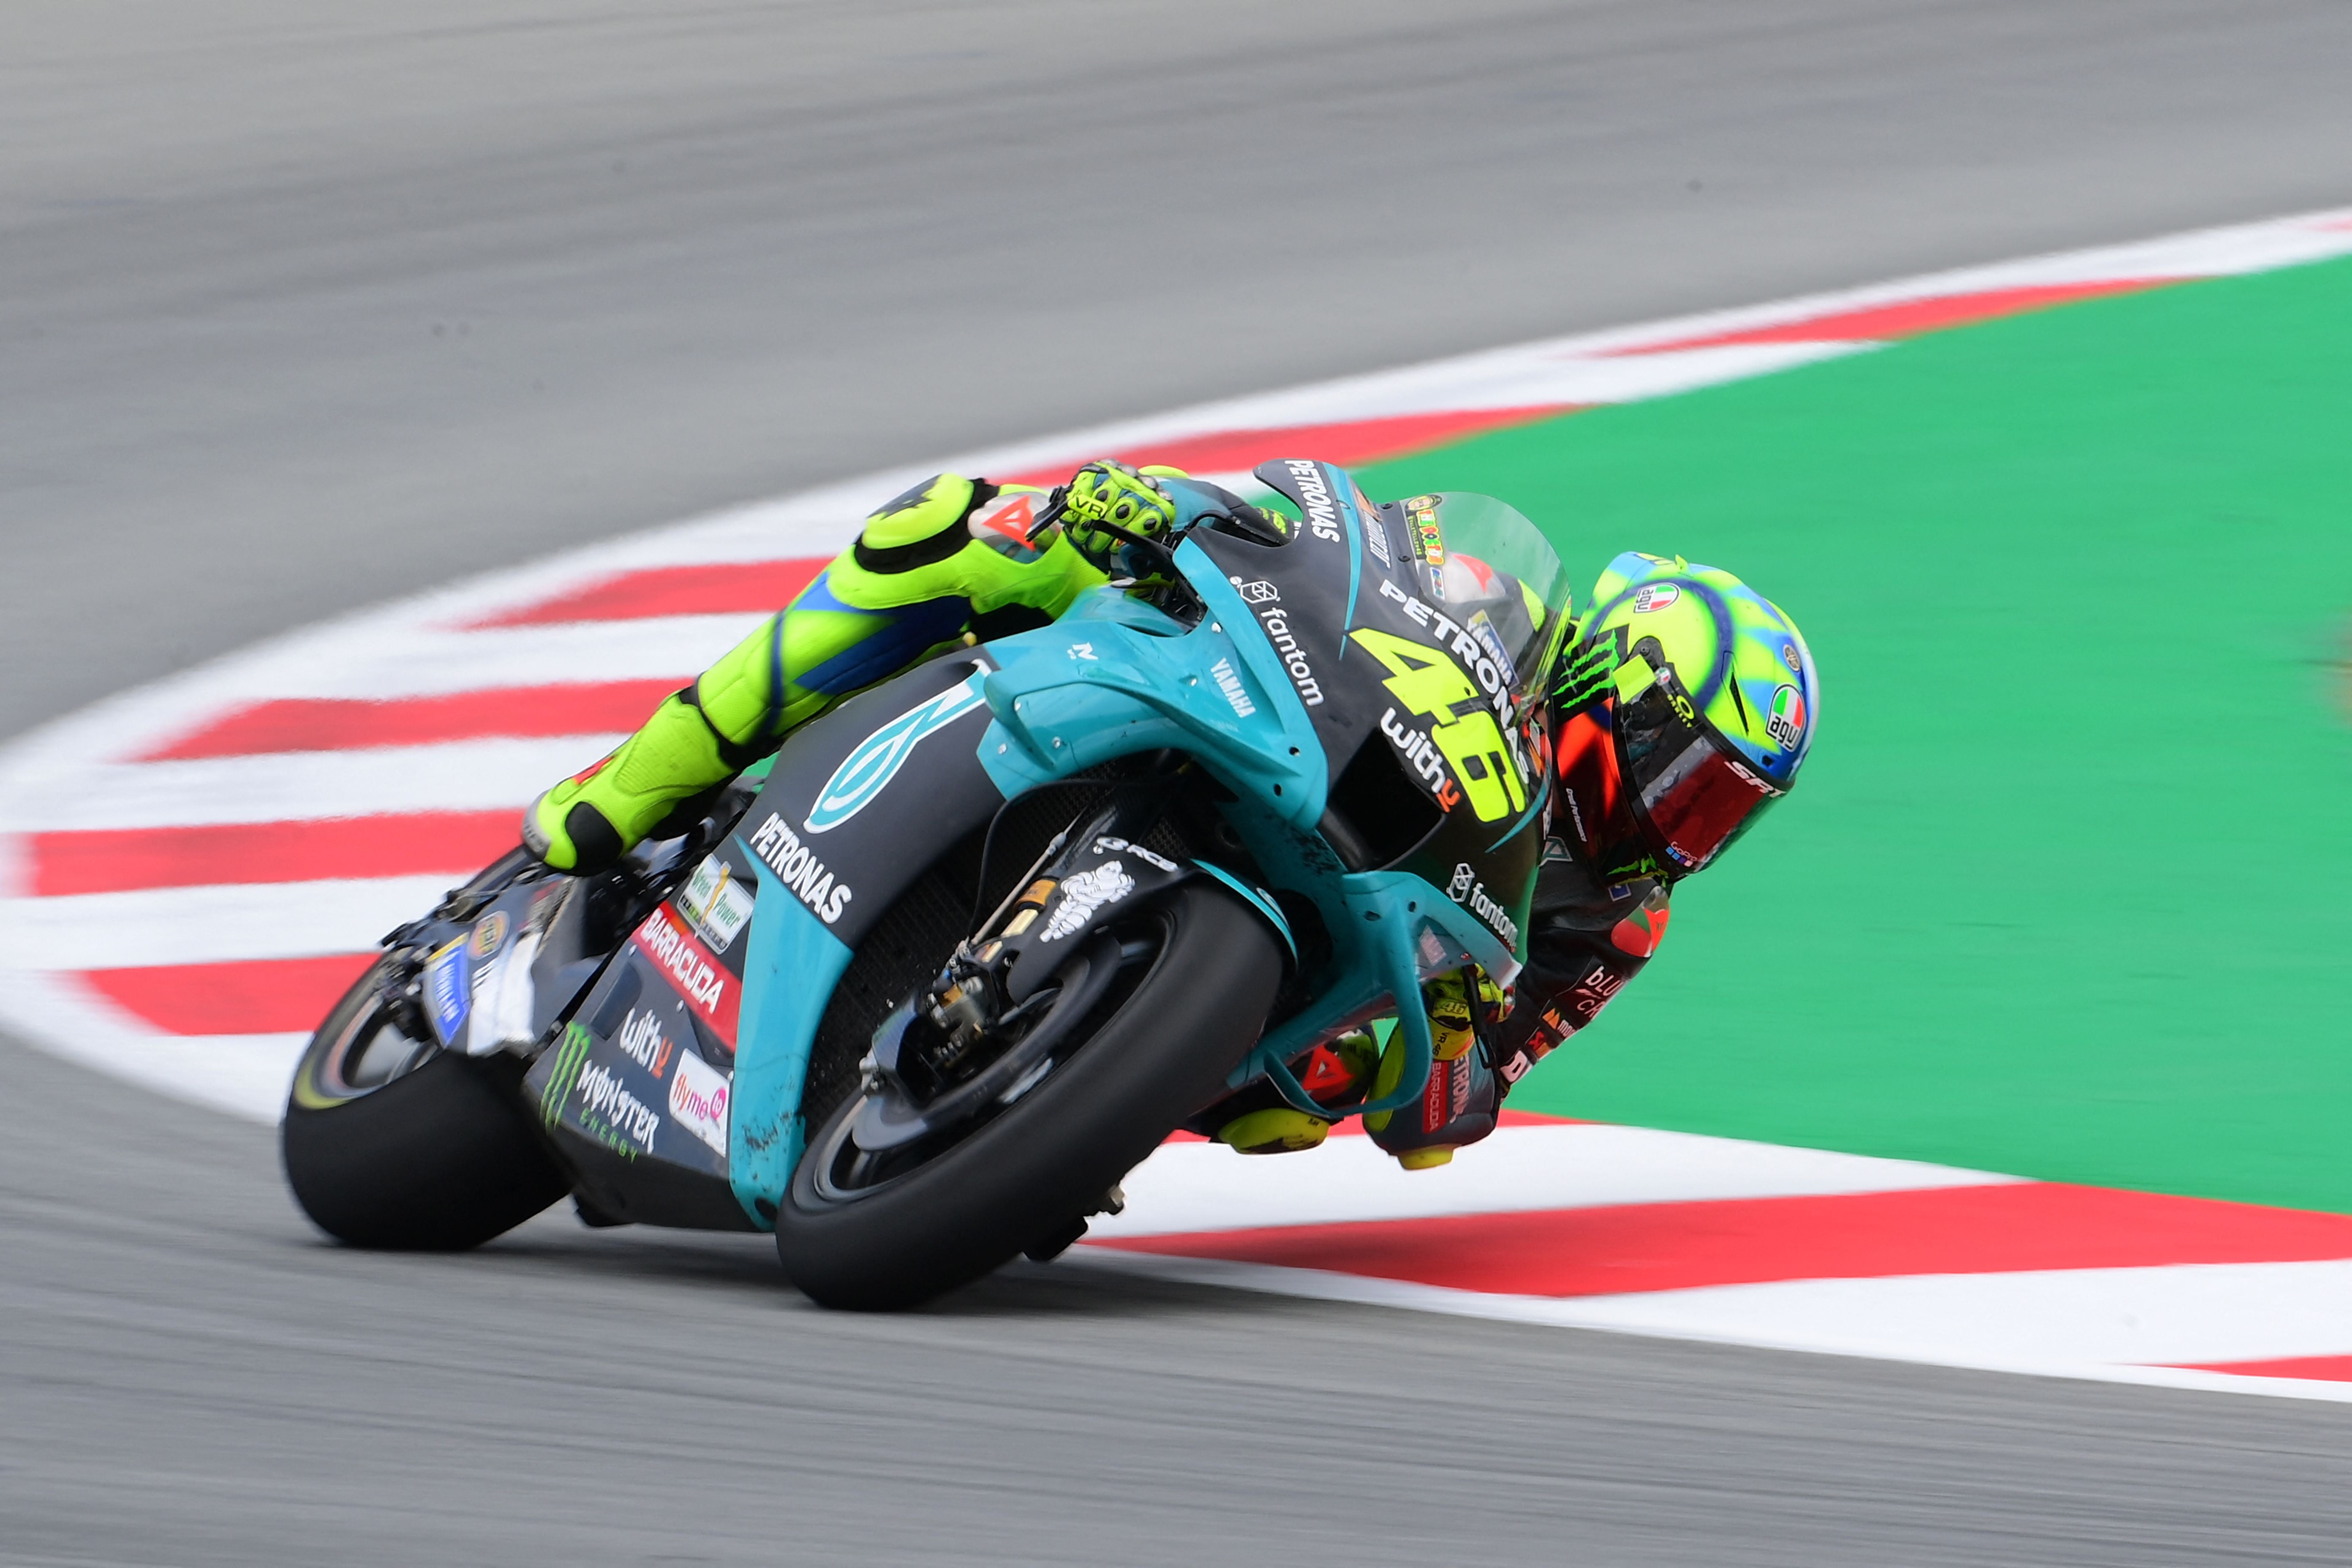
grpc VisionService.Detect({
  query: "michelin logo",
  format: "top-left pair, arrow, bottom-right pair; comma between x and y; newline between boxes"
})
1039,860 -> 1135,942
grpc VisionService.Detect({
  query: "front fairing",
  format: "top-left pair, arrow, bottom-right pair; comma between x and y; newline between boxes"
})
530,649 -> 1018,1230
976,459 -> 1554,1119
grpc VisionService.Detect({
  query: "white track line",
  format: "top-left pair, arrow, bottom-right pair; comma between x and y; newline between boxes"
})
0,963 -> 310,1120
1094,1122 -> 2018,1238
0,737 -> 626,833
111,617 -> 743,716
1066,1250 -> 2352,1404
0,876 -> 461,969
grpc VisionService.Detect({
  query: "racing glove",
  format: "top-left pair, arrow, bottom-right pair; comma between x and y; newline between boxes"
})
1054,461 -> 1182,564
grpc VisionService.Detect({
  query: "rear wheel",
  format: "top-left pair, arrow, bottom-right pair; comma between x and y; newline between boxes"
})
281,956 -> 570,1250
776,881 -> 1282,1309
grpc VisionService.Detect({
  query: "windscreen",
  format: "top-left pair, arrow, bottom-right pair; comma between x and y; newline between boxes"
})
1407,492 -> 1573,702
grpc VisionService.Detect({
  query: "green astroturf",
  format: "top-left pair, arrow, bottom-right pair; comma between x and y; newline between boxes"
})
1360,256 -> 2352,1212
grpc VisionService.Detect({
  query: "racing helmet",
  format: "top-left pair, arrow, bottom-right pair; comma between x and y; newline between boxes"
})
1565,551 -> 1818,875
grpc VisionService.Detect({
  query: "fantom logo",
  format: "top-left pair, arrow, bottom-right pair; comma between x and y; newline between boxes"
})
806,670 -> 988,833
1448,861 -> 1520,948
1229,577 -> 1324,708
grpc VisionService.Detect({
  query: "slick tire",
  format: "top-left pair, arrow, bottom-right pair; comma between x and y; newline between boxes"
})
282,962 -> 570,1250
777,882 -> 1282,1310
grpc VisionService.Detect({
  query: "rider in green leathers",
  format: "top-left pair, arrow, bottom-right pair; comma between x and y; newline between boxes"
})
525,460 -> 1817,1169
525,466 -> 1135,874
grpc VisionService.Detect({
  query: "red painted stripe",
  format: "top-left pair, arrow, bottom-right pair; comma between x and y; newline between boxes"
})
79,953 -> 376,1036
30,811 -> 523,896
1612,281 -> 2163,354
466,557 -> 825,629
2175,1355 -> 2352,1382
1092,1183 -> 2352,1296
136,680 -> 681,761
999,407 -> 1574,487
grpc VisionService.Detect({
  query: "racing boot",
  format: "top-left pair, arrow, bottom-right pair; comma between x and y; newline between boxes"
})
524,690 -> 740,873
1211,1030 -> 1380,1154
1366,969 -> 1506,1169
525,471 -> 1111,873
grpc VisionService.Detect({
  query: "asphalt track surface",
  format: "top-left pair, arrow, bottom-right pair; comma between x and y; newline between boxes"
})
7,4 -> 2352,1562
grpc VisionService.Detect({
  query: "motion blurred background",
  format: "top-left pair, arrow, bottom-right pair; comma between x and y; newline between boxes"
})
6,4 -> 2352,1564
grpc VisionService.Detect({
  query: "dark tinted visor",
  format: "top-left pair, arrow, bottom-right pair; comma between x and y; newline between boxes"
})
1615,667 -> 1783,874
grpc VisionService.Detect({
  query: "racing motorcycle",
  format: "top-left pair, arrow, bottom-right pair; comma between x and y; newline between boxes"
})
282,459 -> 1570,1309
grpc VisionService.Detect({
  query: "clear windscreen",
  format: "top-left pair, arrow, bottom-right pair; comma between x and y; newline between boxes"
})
1416,492 -> 1572,700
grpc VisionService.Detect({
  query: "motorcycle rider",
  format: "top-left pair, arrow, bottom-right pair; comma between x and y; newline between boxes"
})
524,461 -> 1817,1169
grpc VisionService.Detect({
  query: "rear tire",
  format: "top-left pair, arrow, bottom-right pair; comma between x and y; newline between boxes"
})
776,881 -> 1281,1310
281,958 -> 570,1250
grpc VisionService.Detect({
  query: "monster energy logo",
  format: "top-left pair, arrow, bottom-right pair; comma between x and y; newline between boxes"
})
1552,633 -> 1616,711
539,1022 -> 594,1128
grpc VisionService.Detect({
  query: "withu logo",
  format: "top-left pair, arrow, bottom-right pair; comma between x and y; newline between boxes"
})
805,670 -> 988,834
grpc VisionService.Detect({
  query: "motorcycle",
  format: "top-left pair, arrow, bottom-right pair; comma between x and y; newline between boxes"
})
281,459 -> 1571,1309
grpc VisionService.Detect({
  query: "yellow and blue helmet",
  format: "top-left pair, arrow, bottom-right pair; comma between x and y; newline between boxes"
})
1561,551 -> 1818,874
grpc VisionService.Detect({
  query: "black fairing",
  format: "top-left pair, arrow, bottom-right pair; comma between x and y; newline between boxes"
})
730,649 -> 1007,947
1190,458 -> 1547,959
527,648 -> 1020,1227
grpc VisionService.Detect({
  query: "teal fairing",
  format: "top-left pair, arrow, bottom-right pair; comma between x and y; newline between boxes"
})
305,467 -> 1567,1266
725,895 -> 851,1225
969,476 -> 1564,1125
652,467 -> 1563,1227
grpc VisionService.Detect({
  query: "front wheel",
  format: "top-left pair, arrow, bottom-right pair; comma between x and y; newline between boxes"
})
281,956 -> 571,1250
776,881 -> 1282,1309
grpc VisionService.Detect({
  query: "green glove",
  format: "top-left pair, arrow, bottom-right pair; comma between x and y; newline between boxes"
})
1057,461 -> 1180,564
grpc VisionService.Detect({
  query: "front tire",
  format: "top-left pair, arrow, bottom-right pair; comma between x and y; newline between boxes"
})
776,881 -> 1282,1309
281,957 -> 571,1250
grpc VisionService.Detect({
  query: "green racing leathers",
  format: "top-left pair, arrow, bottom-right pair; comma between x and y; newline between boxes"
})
525,471 -> 1110,874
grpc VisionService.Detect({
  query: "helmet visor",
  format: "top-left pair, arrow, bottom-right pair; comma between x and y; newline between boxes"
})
1615,665 -> 1783,874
